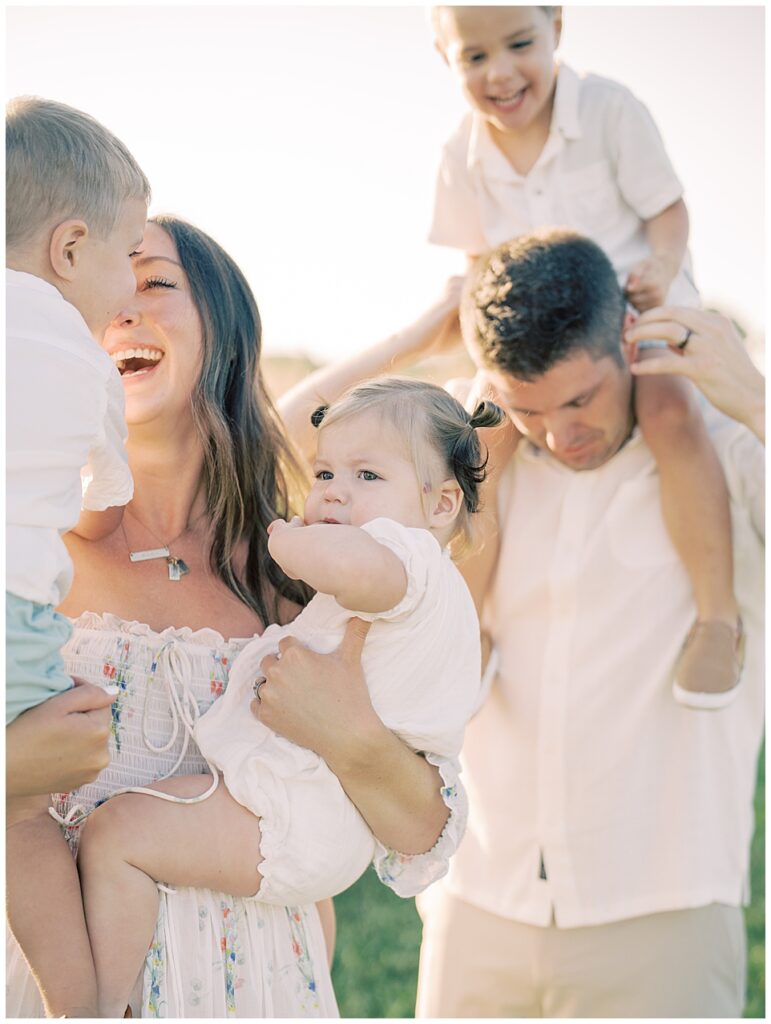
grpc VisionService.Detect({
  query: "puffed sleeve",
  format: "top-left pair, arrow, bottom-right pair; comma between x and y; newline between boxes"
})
356,518 -> 436,624
611,86 -> 684,221
428,119 -> 489,254
81,371 -> 134,510
371,753 -> 468,897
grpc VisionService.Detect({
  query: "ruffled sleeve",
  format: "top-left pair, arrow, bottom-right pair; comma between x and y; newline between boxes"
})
371,753 -> 468,898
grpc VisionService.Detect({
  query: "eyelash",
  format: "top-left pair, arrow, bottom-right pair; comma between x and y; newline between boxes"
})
142,277 -> 177,290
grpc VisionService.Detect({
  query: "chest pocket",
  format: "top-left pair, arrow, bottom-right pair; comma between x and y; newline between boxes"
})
563,160 -> 621,235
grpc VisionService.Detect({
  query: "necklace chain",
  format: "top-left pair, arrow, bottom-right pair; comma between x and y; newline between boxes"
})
121,508 -> 206,582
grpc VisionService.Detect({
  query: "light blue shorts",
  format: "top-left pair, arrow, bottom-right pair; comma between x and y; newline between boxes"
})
6,592 -> 73,725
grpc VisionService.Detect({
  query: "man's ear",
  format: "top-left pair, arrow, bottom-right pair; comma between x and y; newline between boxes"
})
431,479 -> 464,529
49,220 -> 89,282
621,308 -> 638,366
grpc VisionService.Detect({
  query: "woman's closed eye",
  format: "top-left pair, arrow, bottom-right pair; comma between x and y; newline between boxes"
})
141,276 -> 178,291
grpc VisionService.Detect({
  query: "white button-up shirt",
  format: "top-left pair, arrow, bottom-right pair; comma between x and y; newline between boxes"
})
430,63 -> 699,306
7,269 -> 133,606
442,407 -> 764,927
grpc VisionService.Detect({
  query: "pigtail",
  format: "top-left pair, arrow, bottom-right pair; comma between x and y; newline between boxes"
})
451,400 -> 506,513
310,405 -> 328,428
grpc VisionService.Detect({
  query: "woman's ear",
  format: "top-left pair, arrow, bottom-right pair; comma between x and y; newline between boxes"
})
431,479 -> 464,529
49,219 -> 89,281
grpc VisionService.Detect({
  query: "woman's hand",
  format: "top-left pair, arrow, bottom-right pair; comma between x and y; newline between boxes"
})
625,307 -> 765,442
6,680 -> 118,797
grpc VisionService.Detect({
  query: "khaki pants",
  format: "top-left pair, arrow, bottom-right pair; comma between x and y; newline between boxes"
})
415,889 -> 746,1018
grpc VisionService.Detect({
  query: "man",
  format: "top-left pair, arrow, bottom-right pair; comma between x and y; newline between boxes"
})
415,228 -> 764,1017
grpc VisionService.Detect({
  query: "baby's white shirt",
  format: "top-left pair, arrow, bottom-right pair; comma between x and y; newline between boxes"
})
6,269 -> 133,605
241,517 -> 483,758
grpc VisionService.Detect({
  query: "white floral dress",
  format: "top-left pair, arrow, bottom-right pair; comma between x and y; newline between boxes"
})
6,612 -> 467,1018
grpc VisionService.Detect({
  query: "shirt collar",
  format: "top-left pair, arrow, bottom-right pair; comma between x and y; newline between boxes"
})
467,61 -> 582,174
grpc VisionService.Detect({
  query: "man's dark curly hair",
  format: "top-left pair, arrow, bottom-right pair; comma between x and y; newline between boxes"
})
462,229 -> 626,381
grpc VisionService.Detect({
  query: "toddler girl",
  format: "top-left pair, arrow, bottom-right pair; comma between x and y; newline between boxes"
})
74,377 -> 502,1017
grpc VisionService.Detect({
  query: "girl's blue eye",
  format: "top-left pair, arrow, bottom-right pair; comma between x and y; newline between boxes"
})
143,276 -> 177,290
359,470 -> 380,481
316,470 -> 333,481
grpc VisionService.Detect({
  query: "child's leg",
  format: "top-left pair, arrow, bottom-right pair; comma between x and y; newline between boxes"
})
634,370 -> 743,698
77,774 -> 264,1018
6,794 -> 98,1017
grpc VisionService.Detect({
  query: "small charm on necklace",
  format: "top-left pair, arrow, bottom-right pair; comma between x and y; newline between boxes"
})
166,556 -> 190,581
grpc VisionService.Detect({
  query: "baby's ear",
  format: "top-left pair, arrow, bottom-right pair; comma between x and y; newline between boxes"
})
49,219 -> 89,281
431,479 -> 463,529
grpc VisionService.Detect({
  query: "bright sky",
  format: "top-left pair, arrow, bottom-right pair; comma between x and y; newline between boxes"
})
6,4 -> 765,363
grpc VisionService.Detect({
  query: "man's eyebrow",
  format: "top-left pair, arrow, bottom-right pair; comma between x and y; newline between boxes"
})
131,255 -> 182,268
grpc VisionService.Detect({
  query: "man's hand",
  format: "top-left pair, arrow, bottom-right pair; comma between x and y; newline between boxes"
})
6,681 -> 117,797
251,617 -> 375,769
625,253 -> 677,312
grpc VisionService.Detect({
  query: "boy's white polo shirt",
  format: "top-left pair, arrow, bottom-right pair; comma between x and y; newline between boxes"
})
7,269 -> 133,607
430,63 -> 699,307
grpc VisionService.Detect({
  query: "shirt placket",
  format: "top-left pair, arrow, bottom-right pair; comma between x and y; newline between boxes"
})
535,470 -> 594,914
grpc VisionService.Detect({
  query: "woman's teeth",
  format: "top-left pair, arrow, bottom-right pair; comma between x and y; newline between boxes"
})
111,348 -> 163,373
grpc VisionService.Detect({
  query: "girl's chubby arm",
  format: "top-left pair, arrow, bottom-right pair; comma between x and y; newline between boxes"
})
268,517 -> 407,614
277,278 -> 464,463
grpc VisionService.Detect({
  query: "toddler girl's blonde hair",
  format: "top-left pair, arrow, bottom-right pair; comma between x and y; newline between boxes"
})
312,376 -> 504,556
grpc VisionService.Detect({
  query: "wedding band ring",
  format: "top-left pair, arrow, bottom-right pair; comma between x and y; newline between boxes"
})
677,328 -> 693,350
253,678 -> 267,702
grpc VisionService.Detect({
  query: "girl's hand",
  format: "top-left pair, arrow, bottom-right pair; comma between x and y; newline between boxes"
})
267,516 -> 304,536
625,307 -> 765,442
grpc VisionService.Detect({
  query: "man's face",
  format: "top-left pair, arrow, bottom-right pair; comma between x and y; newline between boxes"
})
484,350 -> 634,471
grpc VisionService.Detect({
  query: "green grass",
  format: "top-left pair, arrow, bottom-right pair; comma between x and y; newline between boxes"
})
332,747 -> 765,1018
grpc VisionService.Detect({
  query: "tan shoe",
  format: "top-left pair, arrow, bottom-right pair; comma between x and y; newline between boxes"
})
673,618 -> 746,710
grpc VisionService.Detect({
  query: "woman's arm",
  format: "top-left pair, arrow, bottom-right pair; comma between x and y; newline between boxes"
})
278,278 -> 464,462
252,618 -> 450,855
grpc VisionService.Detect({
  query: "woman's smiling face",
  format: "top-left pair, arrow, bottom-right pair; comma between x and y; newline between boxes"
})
102,221 -> 204,428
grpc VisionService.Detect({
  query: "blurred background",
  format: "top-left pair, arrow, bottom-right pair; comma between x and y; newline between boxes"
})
7,4 -> 764,1017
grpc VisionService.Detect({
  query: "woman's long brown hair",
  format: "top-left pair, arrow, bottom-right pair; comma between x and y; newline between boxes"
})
152,215 -> 311,625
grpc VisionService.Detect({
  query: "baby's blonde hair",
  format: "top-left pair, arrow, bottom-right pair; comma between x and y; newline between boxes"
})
6,96 -> 151,250
312,377 -> 504,557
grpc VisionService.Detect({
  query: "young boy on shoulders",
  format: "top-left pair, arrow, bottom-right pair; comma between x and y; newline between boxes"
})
6,95 -> 150,1016
429,6 -> 743,706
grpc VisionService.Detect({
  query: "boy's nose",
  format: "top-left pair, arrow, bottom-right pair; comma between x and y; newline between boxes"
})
487,49 -> 516,83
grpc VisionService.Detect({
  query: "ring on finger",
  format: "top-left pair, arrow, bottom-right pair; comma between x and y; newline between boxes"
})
677,327 -> 694,350
253,678 -> 267,702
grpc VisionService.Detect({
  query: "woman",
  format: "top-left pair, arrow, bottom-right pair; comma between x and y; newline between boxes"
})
6,216 -> 466,1017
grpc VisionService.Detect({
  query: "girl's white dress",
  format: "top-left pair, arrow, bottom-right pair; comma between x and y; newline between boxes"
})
195,518 -> 483,905
5,608 -> 467,1018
